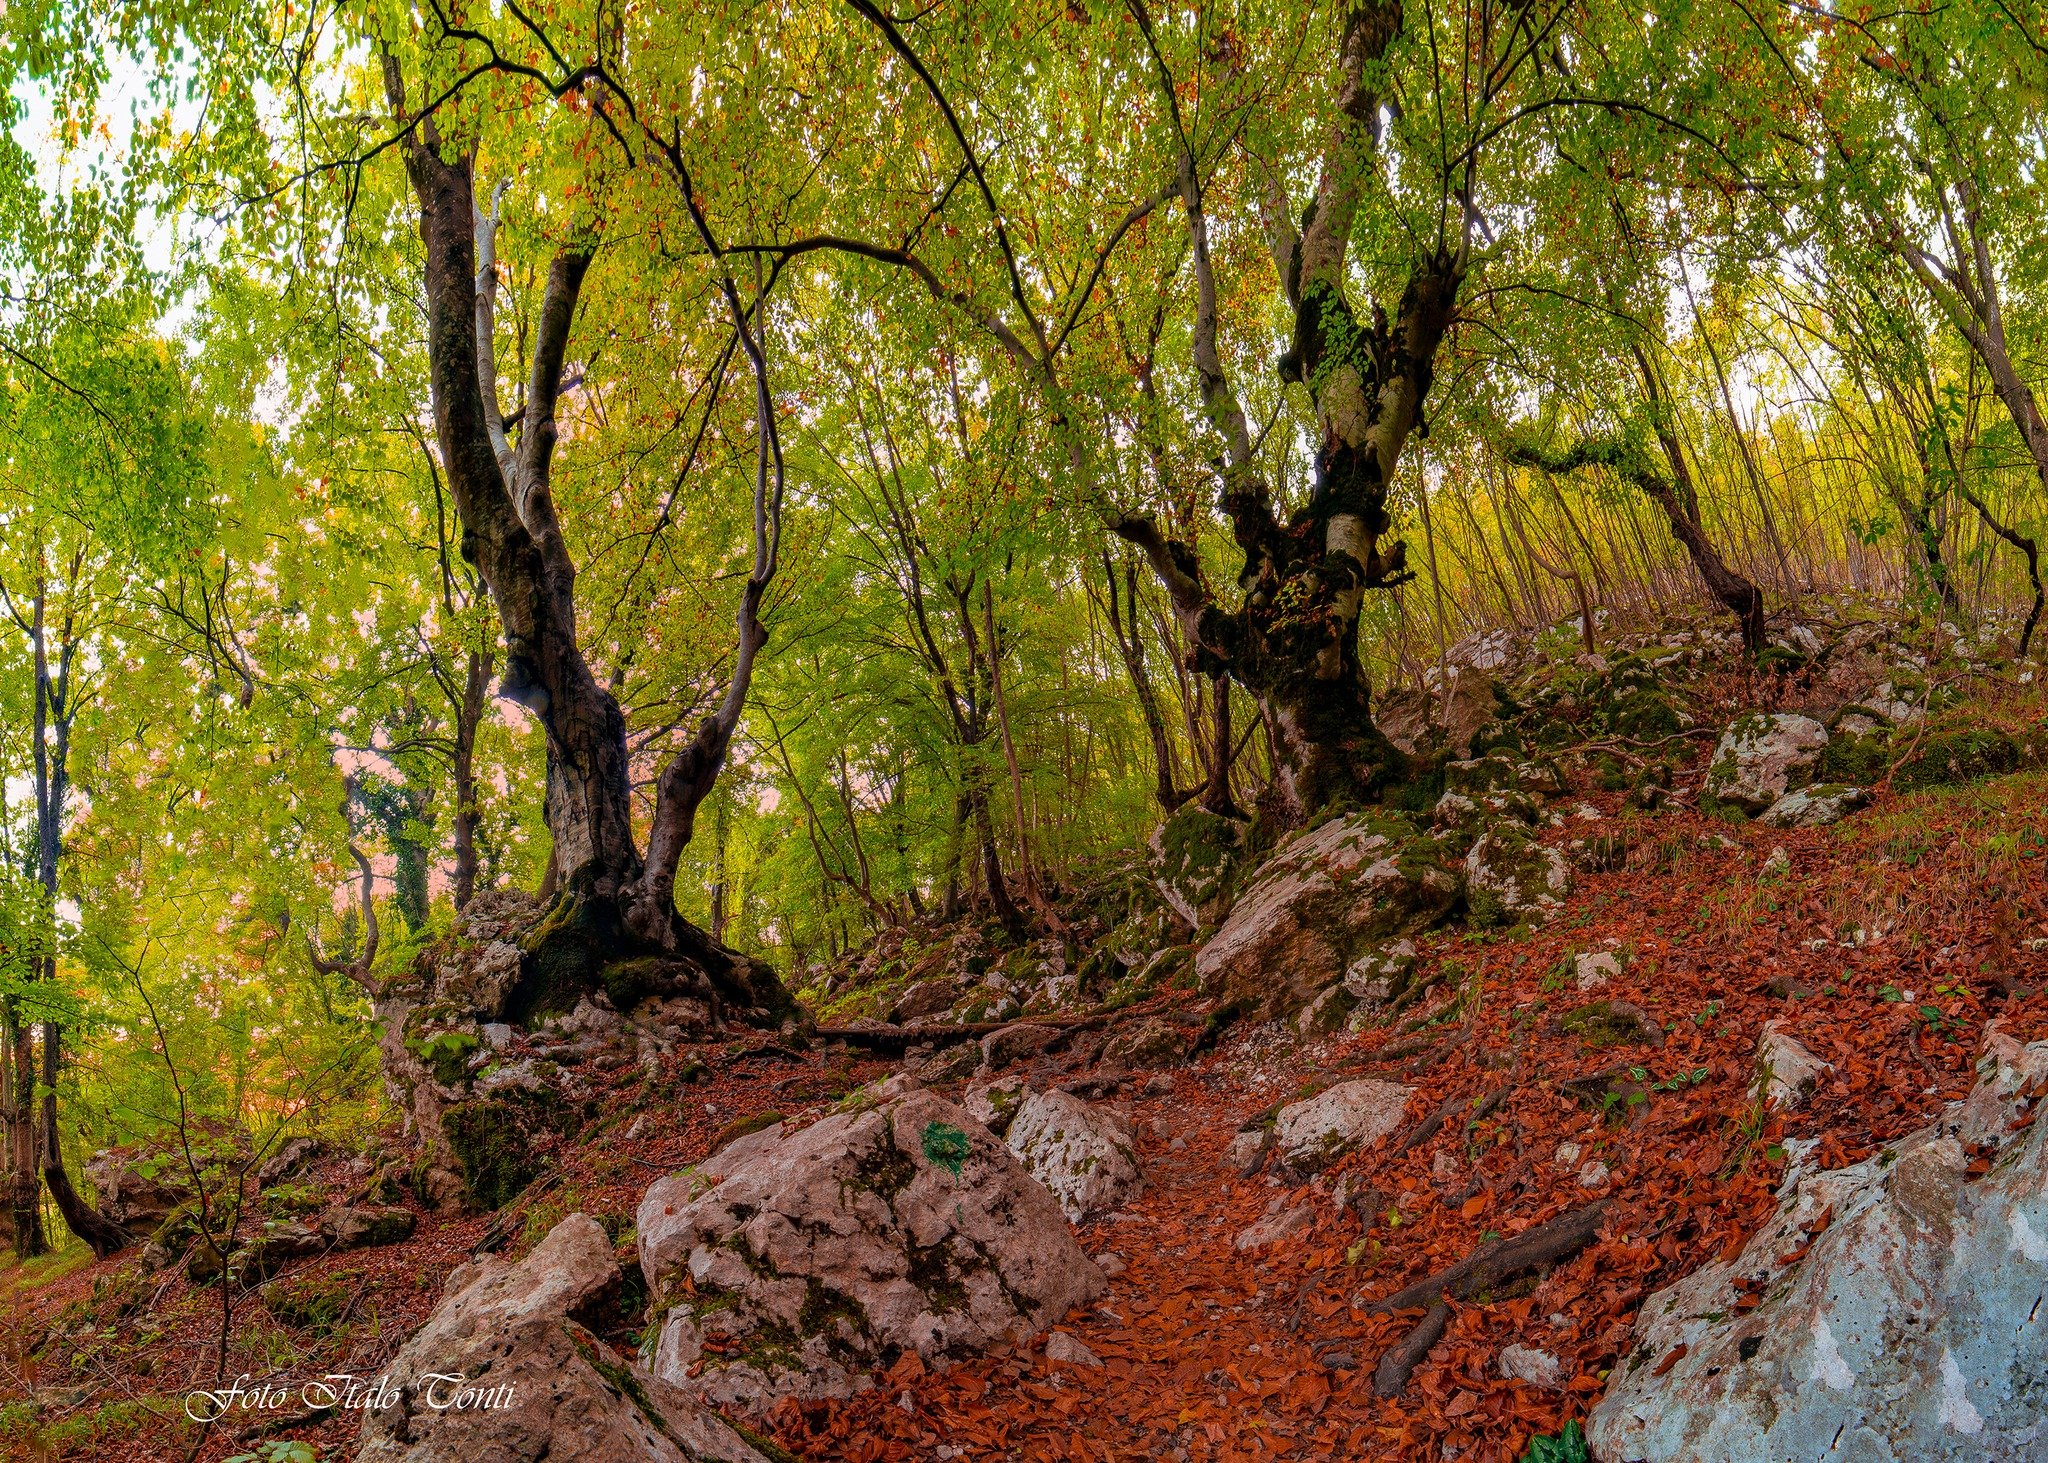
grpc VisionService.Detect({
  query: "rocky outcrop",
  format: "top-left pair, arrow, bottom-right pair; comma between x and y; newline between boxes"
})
1193,815 -> 1461,1019
1589,1028 -> 2048,1462
1272,1080 -> 1412,1172
375,889 -> 788,1213
1465,825 -> 1572,925
1150,804 -> 1251,934
638,1089 -> 1105,1408
1004,1089 -> 1143,1222
1759,783 -> 1869,828
1097,1016 -> 1189,1070
1703,713 -> 1829,815
355,1214 -> 769,1463
1755,1023 -> 1832,1110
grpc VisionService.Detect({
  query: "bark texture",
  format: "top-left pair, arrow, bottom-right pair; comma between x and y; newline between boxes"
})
383,59 -> 786,1020
1115,0 -> 1454,822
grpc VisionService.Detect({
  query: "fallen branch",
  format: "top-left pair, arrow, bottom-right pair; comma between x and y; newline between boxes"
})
1397,1092 -> 1468,1153
1368,1198 -> 1610,1315
1371,1301 -> 1449,1398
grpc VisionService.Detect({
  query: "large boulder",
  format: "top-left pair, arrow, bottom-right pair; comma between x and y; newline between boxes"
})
354,1214 -> 768,1463
1004,1089 -> 1144,1222
1150,804 -> 1251,934
1272,1080 -> 1413,1172
1704,713 -> 1829,815
1758,783 -> 1869,829
637,1089 -> 1105,1408
1466,824 -> 1573,925
1193,814 -> 1461,1018
1589,1029 -> 2048,1462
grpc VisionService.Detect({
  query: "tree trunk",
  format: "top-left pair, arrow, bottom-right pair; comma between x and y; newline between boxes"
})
40,1015 -> 131,1258
451,646 -> 491,911
1201,672 -> 1242,817
5,1010 -> 43,1259
384,59 -> 785,1020
1101,555 -> 1189,813
972,784 -> 1026,938
1115,0 -> 1447,823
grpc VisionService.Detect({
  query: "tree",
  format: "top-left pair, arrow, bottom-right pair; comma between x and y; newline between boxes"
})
372,47 -> 792,1017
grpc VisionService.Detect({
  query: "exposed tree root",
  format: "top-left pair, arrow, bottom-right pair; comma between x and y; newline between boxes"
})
1370,1198 -> 1610,1317
1367,1199 -> 1610,1396
1371,1301 -> 1449,1398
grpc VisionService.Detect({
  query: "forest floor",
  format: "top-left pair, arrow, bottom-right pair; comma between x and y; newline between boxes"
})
5,669 -> 2048,1462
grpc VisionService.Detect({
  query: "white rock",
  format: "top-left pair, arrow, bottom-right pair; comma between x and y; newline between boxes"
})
963,1075 -> 1030,1137
1756,1023 -> 1833,1110
1589,1031 -> 2048,1462
1705,713 -> 1829,814
1499,1344 -> 1565,1389
1760,785 -> 1869,829
357,1215 -> 770,1463
1273,1080 -> 1413,1172
1005,1089 -> 1144,1223
1577,1160 -> 1611,1189
1226,1127 -> 1273,1176
1554,1141 -> 1582,1169
1193,815 -> 1461,1017
1466,825 -> 1573,922
638,1090 -> 1103,1408
1575,952 -> 1622,990
1045,1331 -> 1104,1368
1234,1203 -> 1315,1251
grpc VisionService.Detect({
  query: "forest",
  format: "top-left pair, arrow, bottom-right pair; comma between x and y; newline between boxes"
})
1,0 -> 2047,1459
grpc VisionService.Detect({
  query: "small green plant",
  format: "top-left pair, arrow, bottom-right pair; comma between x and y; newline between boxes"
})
1519,1419 -> 1590,1463
226,1442 -> 320,1463
1635,1064 -> 1712,1093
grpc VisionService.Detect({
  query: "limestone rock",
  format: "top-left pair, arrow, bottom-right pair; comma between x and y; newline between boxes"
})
889,977 -> 967,1025
1574,951 -> 1621,991
1004,1089 -> 1143,1223
1755,1023 -> 1832,1110
1704,712 -> 1829,815
1499,1344 -> 1565,1389
1272,1080 -> 1412,1172
1149,804 -> 1251,933
1226,1127 -> 1273,1176
1441,666 -> 1499,759
85,1146 -> 196,1231
1466,824 -> 1572,924
638,1090 -> 1104,1408
963,1075 -> 1030,1137
1193,815 -> 1461,1018
1233,1202 -> 1315,1251
980,1021 -> 1062,1072
1588,1032 -> 2048,1462
1759,783 -> 1870,829
355,1214 -> 768,1463
1045,1331 -> 1104,1368
1097,1016 -> 1189,1070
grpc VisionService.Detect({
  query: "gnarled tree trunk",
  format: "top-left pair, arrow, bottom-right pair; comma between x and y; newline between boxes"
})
384,58 -> 787,1021
1115,0 -> 1450,822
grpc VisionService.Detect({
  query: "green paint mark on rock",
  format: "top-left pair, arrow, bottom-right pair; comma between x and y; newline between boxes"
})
920,1121 -> 971,1178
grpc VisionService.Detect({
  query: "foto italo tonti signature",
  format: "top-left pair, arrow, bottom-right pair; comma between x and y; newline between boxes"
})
183,1372 -> 514,1423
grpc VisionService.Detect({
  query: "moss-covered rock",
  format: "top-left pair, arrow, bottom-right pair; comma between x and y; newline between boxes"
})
1893,726 -> 2022,791
1466,823 -> 1573,926
1192,813 -> 1462,1019
1149,804 -> 1252,933
442,1098 -> 543,1211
